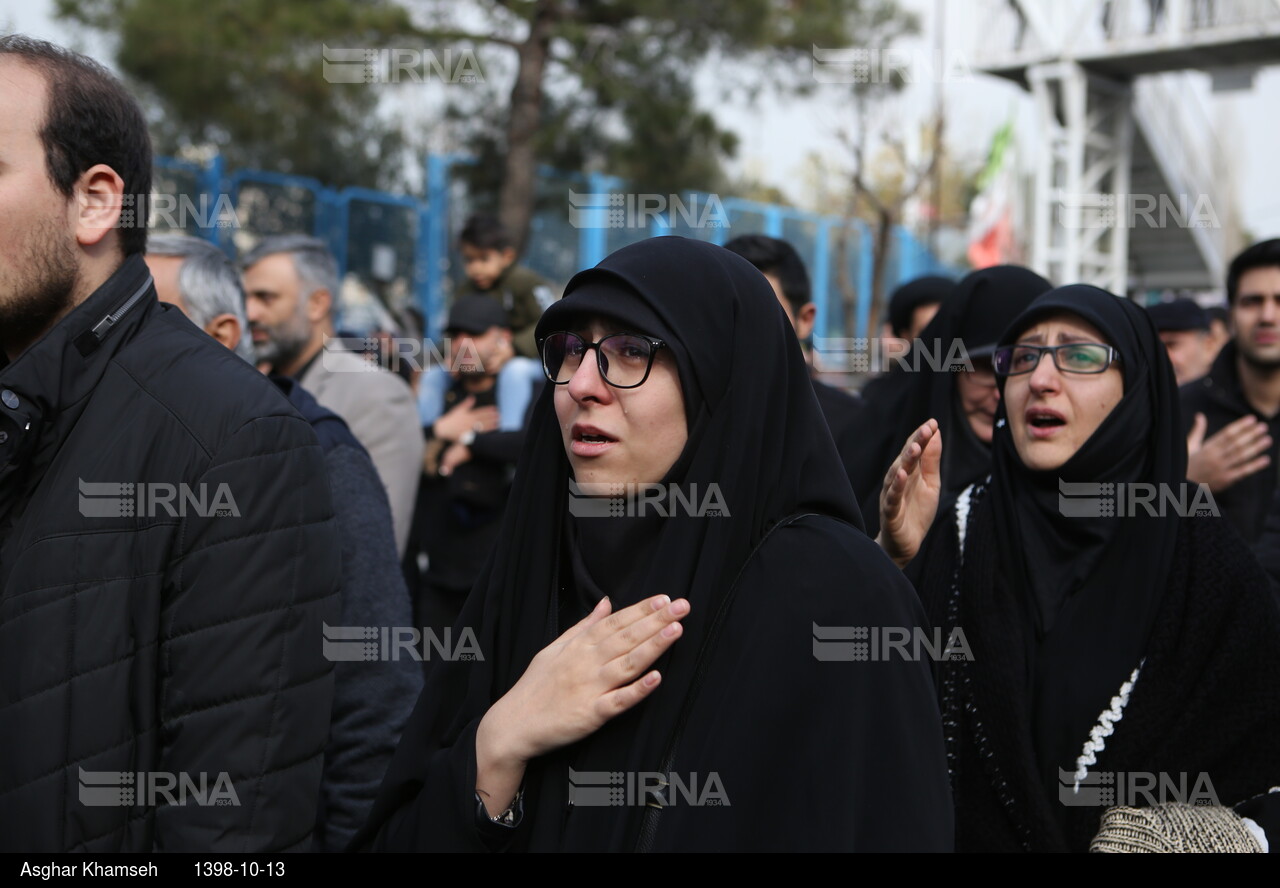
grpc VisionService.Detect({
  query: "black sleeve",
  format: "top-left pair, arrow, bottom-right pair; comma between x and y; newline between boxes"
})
356,716 -> 528,852
469,379 -> 543,465
318,445 -> 423,852
160,415 -> 340,851
1253,486 -> 1280,610
469,429 -> 526,464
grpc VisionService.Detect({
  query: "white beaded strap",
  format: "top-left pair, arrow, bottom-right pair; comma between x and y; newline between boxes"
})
1072,660 -> 1145,791
954,482 -> 977,561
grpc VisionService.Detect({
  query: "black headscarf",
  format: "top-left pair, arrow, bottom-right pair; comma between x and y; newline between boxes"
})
851,266 -> 1051,534
355,237 -> 949,852
988,284 -> 1185,803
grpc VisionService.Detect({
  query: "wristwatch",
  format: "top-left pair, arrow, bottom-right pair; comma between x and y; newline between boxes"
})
459,429 -> 477,447
476,788 -> 524,827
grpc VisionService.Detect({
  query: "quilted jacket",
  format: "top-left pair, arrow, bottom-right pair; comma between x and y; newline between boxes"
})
0,255 -> 340,851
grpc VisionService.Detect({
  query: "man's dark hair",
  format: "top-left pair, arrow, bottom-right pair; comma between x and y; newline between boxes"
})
722,235 -> 811,317
1227,239 -> 1280,304
0,35 -> 152,256
887,275 -> 953,339
459,213 -> 514,252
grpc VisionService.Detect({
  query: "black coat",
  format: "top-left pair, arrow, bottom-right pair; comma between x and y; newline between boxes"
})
272,377 -> 422,853
913,485 -> 1280,852
1179,342 -> 1280,546
0,256 -> 341,852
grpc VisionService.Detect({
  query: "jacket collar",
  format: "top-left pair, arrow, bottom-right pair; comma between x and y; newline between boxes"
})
1196,341 -> 1252,415
0,254 -> 156,517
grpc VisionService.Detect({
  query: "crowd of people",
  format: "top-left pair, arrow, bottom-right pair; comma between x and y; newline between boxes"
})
1,34 -> 1277,854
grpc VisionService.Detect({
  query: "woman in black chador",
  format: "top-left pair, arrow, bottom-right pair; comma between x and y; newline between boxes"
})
354,236 -> 953,852
879,285 -> 1280,852
848,265 -> 1051,538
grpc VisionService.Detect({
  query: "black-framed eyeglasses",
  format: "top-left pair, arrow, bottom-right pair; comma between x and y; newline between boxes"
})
993,343 -> 1120,376
539,331 -> 667,388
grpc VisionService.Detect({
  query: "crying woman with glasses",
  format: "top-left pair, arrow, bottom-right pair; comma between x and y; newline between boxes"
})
353,236 -> 954,852
877,285 -> 1280,852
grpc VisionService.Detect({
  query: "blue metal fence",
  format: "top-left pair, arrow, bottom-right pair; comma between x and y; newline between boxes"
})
153,152 -> 954,343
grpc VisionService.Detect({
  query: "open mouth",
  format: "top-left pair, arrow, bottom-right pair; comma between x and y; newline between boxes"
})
570,424 -> 619,457
1026,408 -> 1066,431
574,426 -> 617,444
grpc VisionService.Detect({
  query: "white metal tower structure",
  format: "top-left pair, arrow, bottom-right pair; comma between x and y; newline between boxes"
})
971,0 -> 1280,293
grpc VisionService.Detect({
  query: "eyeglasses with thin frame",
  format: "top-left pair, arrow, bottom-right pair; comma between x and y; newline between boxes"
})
539,331 -> 667,389
993,342 -> 1120,376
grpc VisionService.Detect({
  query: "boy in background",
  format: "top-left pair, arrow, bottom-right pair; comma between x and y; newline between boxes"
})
457,213 -> 556,357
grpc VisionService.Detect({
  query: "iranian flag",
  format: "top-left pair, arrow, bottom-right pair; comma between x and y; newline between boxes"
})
967,120 -> 1016,268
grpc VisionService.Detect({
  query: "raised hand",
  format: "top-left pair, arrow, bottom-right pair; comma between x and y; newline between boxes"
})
876,419 -> 943,569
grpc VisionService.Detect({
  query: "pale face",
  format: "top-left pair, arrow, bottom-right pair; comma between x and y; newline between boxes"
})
762,270 -> 816,341
1002,313 -> 1124,472
553,317 -> 687,487
0,58 -> 79,355
1231,266 -> 1280,368
955,358 -> 1000,444
461,243 -> 514,291
1157,329 -> 1213,386
907,302 -> 941,341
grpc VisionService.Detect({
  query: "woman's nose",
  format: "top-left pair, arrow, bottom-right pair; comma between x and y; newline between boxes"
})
1028,351 -> 1062,392
566,349 -> 613,403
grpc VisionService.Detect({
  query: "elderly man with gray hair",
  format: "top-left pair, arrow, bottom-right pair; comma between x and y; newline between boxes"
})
145,234 -> 422,852
243,234 -> 424,556
145,234 -> 257,362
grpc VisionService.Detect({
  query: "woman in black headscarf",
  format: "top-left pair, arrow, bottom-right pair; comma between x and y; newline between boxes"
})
353,236 -> 953,852
879,285 -> 1280,852
849,266 -> 1051,537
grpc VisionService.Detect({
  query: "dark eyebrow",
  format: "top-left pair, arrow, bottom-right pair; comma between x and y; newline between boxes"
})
1016,331 -> 1101,345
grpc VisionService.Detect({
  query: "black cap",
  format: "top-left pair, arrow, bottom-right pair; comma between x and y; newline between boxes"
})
1146,299 -> 1209,333
446,295 -> 508,334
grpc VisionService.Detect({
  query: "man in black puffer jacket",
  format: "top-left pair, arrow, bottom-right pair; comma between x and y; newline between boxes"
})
0,36 -> 339,852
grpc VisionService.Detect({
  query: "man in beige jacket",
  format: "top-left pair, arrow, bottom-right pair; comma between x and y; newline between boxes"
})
243,235 -> 422,556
